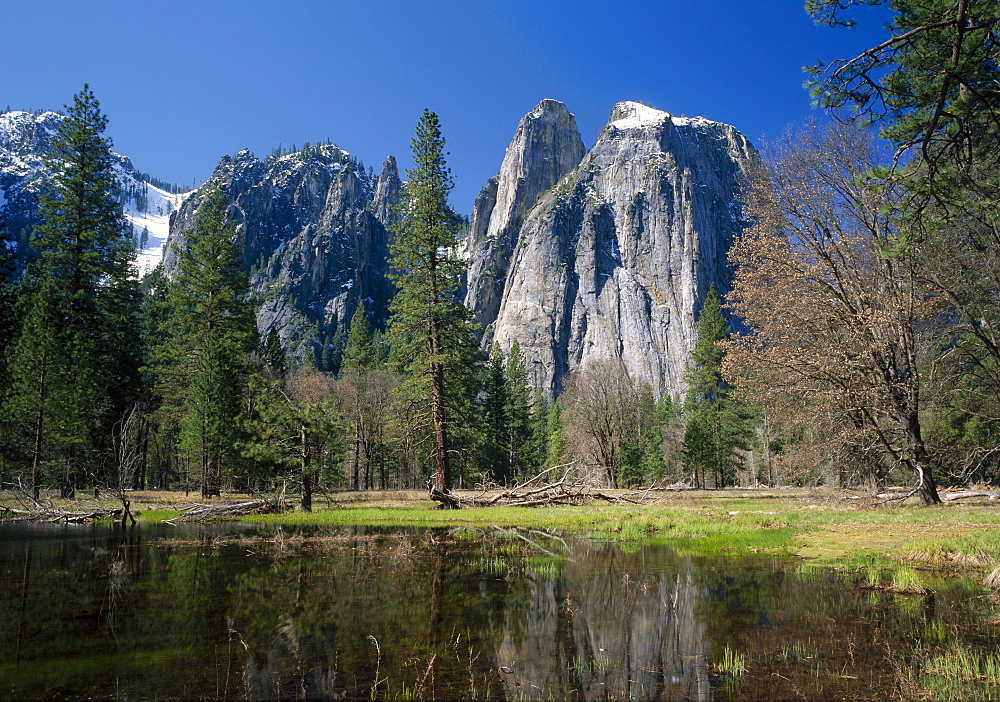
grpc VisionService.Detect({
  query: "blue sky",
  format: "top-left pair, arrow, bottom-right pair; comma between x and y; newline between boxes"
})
4,0 -> 890,213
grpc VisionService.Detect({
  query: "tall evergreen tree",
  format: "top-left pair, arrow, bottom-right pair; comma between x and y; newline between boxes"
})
0,236 -> 20,474
682,284 -> 754,488
161,184 -> 256,497
5,86 -> 139,496
504,340 -> 533,481
544,400 -> 567,469
342,300 -> 378,372
387,109 -> 480,495
481,344 -> 510,484
262,326 -> 286,377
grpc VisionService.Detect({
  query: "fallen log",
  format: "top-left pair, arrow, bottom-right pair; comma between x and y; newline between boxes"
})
179,498 -> 289,521
0,506 -> 120,523
428,478 -> 663,509
941,490 -> 1000,502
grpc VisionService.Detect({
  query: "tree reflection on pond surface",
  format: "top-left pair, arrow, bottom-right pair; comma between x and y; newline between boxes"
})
0,522 -> 996,700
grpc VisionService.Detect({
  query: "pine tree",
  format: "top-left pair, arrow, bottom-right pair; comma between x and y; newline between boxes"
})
162,184 -> 256,497
6,86 -> 140,495
504,340 -> 533,481
243,368 -> 342,510
685,284 -> 728,404
6,279 -> 72,497
342,301 -> 378,371
544,401 -> 567,469
387,109 -> 481,495
524,391 -> 551,473
0,236 -> 20,471
481,344 -> 510,484
682,284 -> 754,487
262,326 -> 286,377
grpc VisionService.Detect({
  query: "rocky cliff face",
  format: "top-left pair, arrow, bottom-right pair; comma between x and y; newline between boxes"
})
464,99 -> 586,327
471,101 -> 757,397
165,147 -> 400,364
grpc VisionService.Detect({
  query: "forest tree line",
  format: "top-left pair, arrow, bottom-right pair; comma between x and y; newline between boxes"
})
1,1 -> 997,507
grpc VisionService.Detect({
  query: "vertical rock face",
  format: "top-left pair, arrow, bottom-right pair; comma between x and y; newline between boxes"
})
476,101 -> 757,397
464,99 -> 586,328
165,148 -> 401,363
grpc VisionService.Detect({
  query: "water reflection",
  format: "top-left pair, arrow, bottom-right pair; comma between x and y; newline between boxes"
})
0,522 -> 994,700
491,540 -> 713,700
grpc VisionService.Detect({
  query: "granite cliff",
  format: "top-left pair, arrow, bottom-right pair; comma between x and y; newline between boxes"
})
464,99 -> 586,327
468,101 -> 757,397
164,146 -> 400,364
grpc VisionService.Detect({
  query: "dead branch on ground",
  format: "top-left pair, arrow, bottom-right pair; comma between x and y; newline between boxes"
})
178,496 -> 290,521
429,464 -> 672,508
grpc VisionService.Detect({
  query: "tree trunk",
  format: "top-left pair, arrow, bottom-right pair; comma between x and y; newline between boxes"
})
31,404 -> 44,501
914,459 -> 941,505
902,413 -> 941,505
300,426 -> 312,512
430,358 -> 451,493
301,471 -> 312,512
351,431 -> 360,491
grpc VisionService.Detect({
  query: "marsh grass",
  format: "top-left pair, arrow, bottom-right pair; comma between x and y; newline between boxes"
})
716,646 -> 747,676
9,487 -> 1000,573
886,566 -> 930,595
914,644 -> 1000,700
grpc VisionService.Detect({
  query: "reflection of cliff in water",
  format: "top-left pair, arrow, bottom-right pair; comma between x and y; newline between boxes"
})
494,541 -> 712,700
8,524 -> 994,701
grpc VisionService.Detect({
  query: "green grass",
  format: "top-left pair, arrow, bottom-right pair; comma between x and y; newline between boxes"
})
9,488 -> 1000,573
887,566 -> 930,594
716,646 -> 747,676
916,644 -> 1000,700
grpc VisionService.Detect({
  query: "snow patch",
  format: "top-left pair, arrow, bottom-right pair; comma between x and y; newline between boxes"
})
608,102 -> 668,130
607,101 -> 722,132
125,184 -> 193,275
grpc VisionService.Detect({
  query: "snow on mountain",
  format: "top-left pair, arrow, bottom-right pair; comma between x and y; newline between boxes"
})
607,101 -> 669,130
606,101 -> 722,132
1,109 -> 193,274
123,183 -> 191,275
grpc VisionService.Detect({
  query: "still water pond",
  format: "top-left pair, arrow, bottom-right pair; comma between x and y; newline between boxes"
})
0,522 -> 996,700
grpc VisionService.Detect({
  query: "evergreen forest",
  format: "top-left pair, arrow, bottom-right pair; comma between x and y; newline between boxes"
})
1,0 -> 998,508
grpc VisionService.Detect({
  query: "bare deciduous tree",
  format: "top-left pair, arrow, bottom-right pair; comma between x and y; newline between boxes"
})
561,359 -> 640,489
727,122 -> 944,504
339,368 -> 401,490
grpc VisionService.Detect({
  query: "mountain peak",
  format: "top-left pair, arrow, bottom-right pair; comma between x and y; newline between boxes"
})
529,98 -> 572,120
607,101 -> 669,129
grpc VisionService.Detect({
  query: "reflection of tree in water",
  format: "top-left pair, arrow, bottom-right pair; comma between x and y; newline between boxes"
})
6,524 -> 995,700
236,529 -> 504,700
494,540 -> 712,700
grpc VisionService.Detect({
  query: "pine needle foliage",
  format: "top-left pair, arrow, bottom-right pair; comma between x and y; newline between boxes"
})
387,110 -> 480,493
6,85 -> 140,497
160,184 -> 257,497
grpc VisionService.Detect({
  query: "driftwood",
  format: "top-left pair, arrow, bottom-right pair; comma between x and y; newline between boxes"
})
941,490 -> 1000,502
0,503 -> 122,523
429,464 -> 668,509
177,497 -> 289,521
846,488 -> 1000,504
